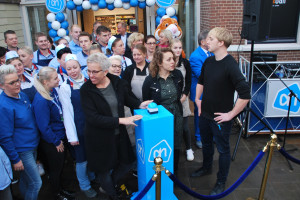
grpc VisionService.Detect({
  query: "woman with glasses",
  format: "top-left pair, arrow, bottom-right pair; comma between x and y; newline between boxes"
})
5,51 -> 36,102
122,44 -> 149,101
144,35 -> 157,63
32,67 -> 74,200
80,53 -> 151,200
0,65 -> 42,200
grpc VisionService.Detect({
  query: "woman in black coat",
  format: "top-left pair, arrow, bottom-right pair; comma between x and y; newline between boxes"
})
80,53 -> 151,199
142,48 -> 183,173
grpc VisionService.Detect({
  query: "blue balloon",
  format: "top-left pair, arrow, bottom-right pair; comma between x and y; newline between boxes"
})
66,1 -> 76,10
54,36 -> 61,42
55,13 -> 65,22
61,21 -> 69,29
66,30 -> 69,35
107,3 -> 114,10
130,0 -> 138,7
171,15 -> 178,21
157,7 -> 166,17
76,5 -> 83,11
90,0 -> 99,4
155,16 -> 161,26
122,0 -> 130,2
138,1 -> 146,8
98,0 -> 106,8
49,29 -> 57,38
48,22 -> 52,29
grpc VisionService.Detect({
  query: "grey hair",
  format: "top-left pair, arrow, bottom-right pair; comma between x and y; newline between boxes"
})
108,55 -> 122,64
0,64 -> 17,85
198,30 -> 209,46
87,53 -> 111,71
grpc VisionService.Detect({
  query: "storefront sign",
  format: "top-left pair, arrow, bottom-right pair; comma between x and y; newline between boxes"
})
265,79 -> 300,117
156,0 -> 176,8
46,0 -> 66,13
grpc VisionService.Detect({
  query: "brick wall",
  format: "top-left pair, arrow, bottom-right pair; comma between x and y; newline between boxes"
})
200,0 -> 300,61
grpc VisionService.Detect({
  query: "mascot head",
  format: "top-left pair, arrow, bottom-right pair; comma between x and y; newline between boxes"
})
155,16 -> 183,41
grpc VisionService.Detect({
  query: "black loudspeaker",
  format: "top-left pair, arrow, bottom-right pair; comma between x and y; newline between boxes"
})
241,0 -> 273,41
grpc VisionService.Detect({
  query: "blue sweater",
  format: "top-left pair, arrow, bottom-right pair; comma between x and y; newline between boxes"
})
32,89 -> 66,146
0,92 -> 39,164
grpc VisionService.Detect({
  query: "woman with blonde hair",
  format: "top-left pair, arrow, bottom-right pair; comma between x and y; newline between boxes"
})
32,67 -> 74,200
158,30 -> 173,48
127,33 -> 144,51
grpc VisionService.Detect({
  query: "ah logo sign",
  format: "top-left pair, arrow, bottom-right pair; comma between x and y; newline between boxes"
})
156,0 -> 176,8
136,139 -> 145,164
46,0 -> 66,13
148,140 -> 172,163
273,83 -> 300,113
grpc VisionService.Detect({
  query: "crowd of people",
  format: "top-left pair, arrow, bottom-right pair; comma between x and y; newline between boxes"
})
0,21 -> 250,200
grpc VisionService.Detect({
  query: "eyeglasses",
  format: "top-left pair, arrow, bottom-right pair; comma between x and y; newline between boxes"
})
5,79 -> 21,86
111,64 -> 122,69
87,70 -> 103,75
146,42 -> 156,46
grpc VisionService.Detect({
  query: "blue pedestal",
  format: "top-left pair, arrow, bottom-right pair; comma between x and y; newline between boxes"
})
132,105 -> 177,200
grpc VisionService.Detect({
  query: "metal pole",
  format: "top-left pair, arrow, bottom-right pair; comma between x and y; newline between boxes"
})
258,134 -> 277,200
154,157 -> 163,200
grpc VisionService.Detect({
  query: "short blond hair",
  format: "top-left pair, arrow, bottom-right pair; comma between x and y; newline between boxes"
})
208,27 -> 233,48
127,32 -> 144,49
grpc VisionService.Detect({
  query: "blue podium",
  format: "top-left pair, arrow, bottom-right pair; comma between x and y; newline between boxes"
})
131,105 -> 178,200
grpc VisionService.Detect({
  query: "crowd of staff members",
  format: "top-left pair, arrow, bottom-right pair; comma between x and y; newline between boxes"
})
0,25 -> 250,200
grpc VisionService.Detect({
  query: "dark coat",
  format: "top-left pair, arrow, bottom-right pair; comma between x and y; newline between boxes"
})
115,32 -> 132,59
142,69 -> 184,114
80,73 -> 140,172
177,56 -> 191,96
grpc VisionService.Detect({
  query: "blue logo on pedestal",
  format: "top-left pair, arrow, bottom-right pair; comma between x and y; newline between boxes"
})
148,140 -> 172,163
46,0 -> 66,13
273,83 -> 300,113
156,0 -> 176,8
137,139 -> 145,164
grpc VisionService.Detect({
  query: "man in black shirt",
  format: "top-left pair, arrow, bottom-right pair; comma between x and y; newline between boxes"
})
191,27 -> 251,195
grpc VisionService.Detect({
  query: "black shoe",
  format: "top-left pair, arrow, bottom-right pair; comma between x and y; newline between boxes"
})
60,189 -> 75,198
190,167 -> 212,177
56,193 -> 75,200
210,182 -> 225,195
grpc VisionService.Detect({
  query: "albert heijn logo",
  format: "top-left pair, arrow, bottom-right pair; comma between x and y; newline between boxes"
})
46,0 -> 66,13
273,83 -> 300,113
148,140 -> 172,163
136,139 -> 145,164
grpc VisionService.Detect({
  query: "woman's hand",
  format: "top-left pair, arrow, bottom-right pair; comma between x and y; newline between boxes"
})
119,115 -> 143,126
139,100 -> 153,109
195,99 -> 202,116
13,160 -> 24,171
70,141 -> 79,146
180,94 -> 187,103
56,140 -> 64,152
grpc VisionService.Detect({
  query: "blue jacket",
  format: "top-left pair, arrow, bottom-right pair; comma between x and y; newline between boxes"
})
0,92 -> 39,164
189,47 -> 211,102
0,146 -> 12,190
32,89 -> 66,146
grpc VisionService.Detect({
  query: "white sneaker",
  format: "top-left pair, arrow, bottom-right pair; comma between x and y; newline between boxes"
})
37,163 -> 45,176
186,149 -> 194,161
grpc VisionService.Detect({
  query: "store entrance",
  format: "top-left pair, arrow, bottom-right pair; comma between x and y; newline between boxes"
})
79,8 -> 145,36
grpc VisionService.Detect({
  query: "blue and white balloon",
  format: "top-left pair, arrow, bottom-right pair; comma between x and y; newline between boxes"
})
146,0 -> 155,6
91,4 -> 99,10
82,0 -> 92,9
61,21 -> 69,29
73,0 -> 83,5
51,21 -> 61,30
47,13 -> 56,22
155,16 -> 161,25
106,0 -> 114,3
122,0 -> 130,2
49,29 -> 57,38
54,36 -> 61,42
130,0 -> 138,7
139,1 -> 146,8
57,28 -> 67,37
66,1 -> 76,10
156,7 -> 166,17
64,36 -> 71,42
90,0 -> 99,4
166,7 -> 176,17
76,5 -> 84,11
98,0 -> 107,8
114,0 -> 123,8
56,12 -> 65,22
123,3 -> 131,9
48,22 -> 52,29
107,3 -> 114,10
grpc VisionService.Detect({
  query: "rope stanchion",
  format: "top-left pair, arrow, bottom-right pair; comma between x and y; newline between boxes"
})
165,150 -> 266,199
132,175 -> 156,200
278,146 -> 300,165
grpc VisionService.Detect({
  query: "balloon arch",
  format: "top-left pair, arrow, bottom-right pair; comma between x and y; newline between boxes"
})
46,0 -> 178,42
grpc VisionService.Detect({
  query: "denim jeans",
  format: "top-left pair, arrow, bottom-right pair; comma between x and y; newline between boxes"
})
76,161 -> 95,191
194,103 -> 201,141
18,149 -> 42,200
199,115 -> 232,184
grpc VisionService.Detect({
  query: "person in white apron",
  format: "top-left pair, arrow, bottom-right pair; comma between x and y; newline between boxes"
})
122,44 -> 149,101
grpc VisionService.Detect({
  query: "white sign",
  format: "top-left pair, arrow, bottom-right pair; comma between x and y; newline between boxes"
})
136,139 -> 145,164
148,140 -> 172,163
